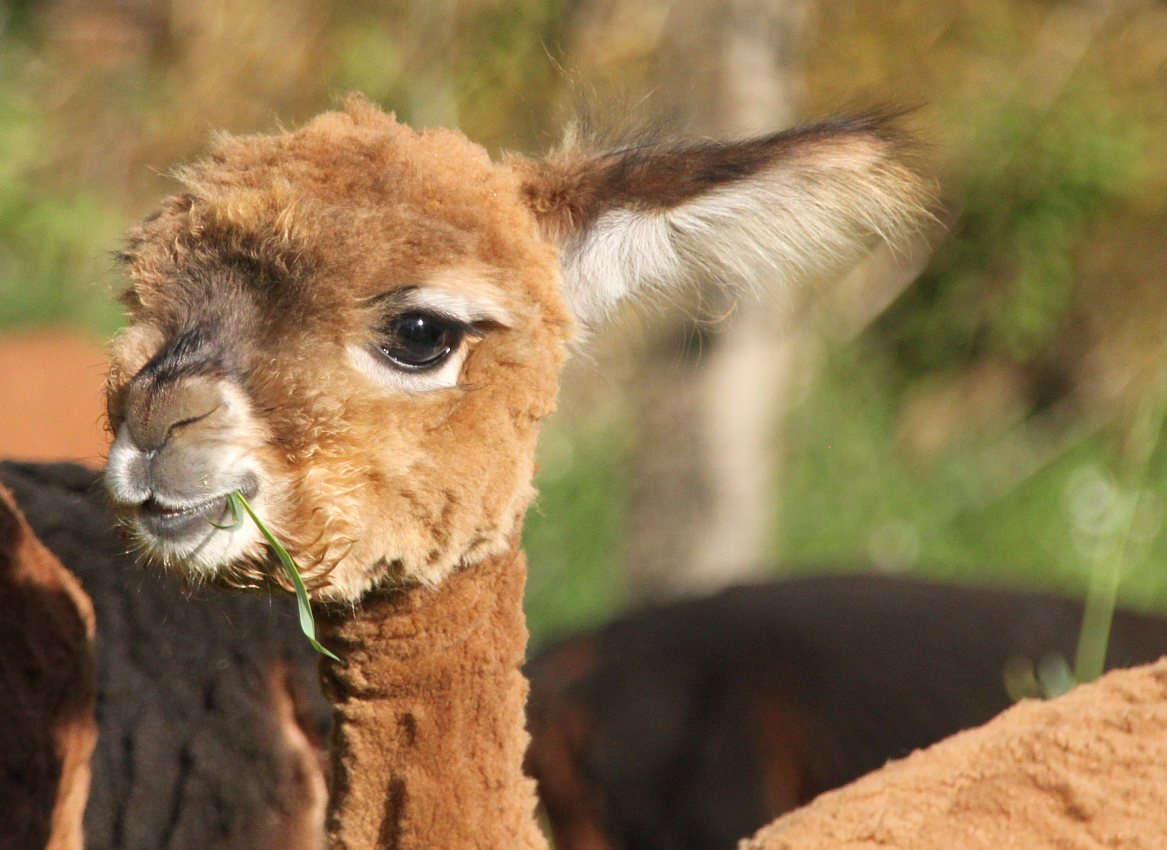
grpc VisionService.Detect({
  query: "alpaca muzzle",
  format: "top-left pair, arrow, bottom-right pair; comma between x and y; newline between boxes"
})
105,366 -> 268,569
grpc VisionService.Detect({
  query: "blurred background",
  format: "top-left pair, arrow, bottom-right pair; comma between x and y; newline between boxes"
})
0,0 -> 1165,647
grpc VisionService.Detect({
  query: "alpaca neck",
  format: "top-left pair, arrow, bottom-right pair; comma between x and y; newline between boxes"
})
318,543 -> 547,850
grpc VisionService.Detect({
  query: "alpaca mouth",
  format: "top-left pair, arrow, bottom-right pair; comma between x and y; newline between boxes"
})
137,478 -> 260,542
140,494 -> 233,539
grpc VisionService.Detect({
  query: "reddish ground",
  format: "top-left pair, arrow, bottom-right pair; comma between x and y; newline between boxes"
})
0,330 -> 109,467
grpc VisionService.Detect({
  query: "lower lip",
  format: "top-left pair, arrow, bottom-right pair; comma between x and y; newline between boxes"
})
139,496 -> 228,540
134,476 -> 260,543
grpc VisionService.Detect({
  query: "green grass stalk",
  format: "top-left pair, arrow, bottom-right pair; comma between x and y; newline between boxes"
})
224,491 -> 340,662
1073,358 -> 1167,685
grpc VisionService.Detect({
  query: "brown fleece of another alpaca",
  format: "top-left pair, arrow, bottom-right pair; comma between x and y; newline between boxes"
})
318,538 -> 546,850
0,483 -> 96,850
742,657 -> 1167,850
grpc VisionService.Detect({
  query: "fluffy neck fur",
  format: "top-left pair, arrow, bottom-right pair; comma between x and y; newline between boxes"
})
318,540 -> 546,850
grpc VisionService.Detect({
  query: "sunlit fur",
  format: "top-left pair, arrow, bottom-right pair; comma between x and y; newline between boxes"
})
107,97 -> 571,602
519,115 -> 934,328
105,96 -> 932,604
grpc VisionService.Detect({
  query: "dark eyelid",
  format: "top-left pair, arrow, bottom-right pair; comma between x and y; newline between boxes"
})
365,292 -> 486,339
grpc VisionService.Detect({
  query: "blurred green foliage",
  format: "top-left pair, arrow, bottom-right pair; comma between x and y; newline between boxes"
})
778,342 -> 1167,608
878,84 -> 1145,381
329,0 -> 565,146
525,422 -> 630,645
0,45 -> 123,333
776,0 -> 1167,642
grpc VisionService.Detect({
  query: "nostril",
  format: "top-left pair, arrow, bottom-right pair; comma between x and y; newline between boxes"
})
130,404 -> 218,453
124,374 -> 227,452
166,405 -> 220,438
105,427 -> 154,506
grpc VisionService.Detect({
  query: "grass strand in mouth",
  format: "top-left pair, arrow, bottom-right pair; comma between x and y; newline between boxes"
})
222,491 -> 341,662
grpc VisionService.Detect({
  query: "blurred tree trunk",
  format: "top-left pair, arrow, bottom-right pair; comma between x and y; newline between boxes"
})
562,0 -> 813,600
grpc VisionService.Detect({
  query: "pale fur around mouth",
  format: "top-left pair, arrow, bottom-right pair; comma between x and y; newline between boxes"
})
115,475 -> 268,579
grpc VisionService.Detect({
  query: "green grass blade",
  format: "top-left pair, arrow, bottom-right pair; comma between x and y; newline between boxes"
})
209,492 -> 244,531
226,491 -> 340,662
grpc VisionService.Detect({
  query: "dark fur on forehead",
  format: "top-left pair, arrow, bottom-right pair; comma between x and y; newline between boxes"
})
520,111 -> 919,241
117,222 -> 315,342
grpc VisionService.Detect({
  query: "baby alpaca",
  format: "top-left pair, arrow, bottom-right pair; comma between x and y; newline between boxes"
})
102,95 -> 931,849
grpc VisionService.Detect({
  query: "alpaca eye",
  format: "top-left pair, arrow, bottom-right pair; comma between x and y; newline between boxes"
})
377,312 -> 468,371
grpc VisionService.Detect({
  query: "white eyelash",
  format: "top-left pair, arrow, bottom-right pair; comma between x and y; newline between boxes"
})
398,286 -> 512,326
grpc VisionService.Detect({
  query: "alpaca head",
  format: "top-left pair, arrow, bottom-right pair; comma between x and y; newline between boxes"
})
105,95 -> 930,604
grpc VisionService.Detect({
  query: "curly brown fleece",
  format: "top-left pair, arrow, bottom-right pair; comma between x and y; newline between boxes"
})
108,96 -> 572,602
319,542 -> 543,850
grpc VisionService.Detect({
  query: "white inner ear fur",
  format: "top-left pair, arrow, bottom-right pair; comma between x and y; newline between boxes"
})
558,146 -> 927,327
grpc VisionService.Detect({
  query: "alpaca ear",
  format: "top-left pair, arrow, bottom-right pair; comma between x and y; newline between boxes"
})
518,115 -> 934,328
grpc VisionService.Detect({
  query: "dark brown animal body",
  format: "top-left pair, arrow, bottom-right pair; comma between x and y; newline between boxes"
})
524,575 -> 1167,850
0,471 -> 95,850
10,462 -> 1166,850
0,462 -> 331,850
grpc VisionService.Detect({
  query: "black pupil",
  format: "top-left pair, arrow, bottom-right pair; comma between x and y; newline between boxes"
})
380,312 -> 461,369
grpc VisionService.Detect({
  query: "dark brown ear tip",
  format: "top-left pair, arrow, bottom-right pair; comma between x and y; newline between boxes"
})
521,107 -> 936,253
824,106 -> 935,157
761,109 -> 919,151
